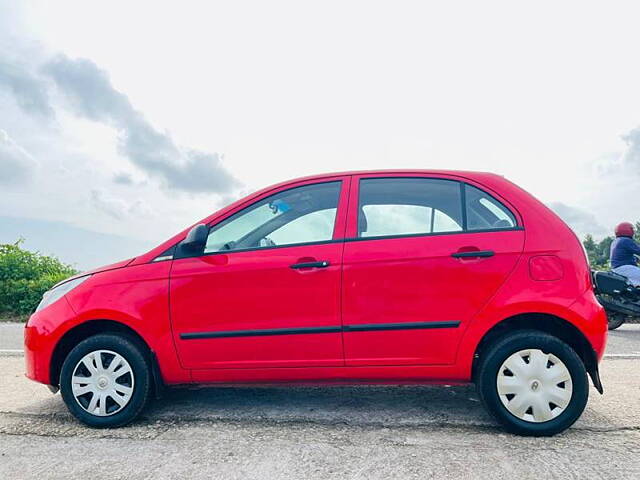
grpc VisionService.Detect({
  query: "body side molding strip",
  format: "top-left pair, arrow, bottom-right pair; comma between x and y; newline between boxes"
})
342,321 -> 461,332
180,326 -> 341,340
180,321 -> 461,340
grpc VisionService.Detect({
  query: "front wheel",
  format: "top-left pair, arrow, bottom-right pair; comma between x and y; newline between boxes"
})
60,333 -> 151,428
476,330 -> 589,436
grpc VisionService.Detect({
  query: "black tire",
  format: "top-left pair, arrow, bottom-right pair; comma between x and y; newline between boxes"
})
476,330 -> 589,436
607,313 -> 626,331
60,333 -> 151,428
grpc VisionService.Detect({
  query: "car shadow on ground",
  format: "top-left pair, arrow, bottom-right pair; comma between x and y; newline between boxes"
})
144,384 -> 494,428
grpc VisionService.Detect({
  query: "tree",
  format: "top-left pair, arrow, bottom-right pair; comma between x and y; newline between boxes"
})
0,240 -> 78,318
583,234 -> 599,266
582,234 -> 614,269
596,236 -> 614,267
583,221 -> 640,269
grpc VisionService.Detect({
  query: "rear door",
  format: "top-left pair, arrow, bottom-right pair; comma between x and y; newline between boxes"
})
341,174 -> 525,366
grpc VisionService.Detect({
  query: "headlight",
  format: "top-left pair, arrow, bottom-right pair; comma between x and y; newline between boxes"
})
36,275 -> 91,313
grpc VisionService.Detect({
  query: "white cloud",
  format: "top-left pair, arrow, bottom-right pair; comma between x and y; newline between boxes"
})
621,127 -> 640,171
89,190 -> 155,220
43,55 -> 240,194
0,1 -> 239,245
2,0 -> 640,251
0,49 -> 240,195
0,129 -> 37,185
0,61 -> 53,117
564,126 -> 640,239
112,172 -> 135,185
548,202 -> 609,239
89,190 -> 129,219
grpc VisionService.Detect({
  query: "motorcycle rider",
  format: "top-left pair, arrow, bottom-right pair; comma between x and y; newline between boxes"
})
610,222 -> 640,286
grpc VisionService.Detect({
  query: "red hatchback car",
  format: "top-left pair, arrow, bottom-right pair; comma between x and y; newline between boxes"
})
25,170 -> 607,436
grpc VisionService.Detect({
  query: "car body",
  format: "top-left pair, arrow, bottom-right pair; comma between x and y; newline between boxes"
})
25,170 -> 607,435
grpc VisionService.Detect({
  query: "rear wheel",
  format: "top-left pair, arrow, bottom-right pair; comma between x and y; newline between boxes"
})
476,330 -> 589,436
60,333 -> 151,428
606,313 -> 626,330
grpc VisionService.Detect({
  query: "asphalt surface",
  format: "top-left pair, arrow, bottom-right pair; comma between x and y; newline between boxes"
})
1,322 -> 640,479
0,322 -> 27,352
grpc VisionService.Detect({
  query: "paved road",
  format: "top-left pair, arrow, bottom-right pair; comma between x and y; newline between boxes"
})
0,323 -> 26,352
607,323 -> 640,356
1,355 -> 639,479
1,322 -> 640,478
3,321 -> 640,355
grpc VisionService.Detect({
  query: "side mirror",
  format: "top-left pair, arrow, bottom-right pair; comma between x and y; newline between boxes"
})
180,223 -> 208,254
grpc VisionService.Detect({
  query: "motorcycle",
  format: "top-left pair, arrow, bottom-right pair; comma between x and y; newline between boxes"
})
592,270 -> 640,330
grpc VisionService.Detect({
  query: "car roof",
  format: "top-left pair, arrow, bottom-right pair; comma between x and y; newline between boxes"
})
277,169 -> 499,181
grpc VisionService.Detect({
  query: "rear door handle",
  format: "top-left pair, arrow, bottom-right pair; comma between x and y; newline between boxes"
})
451,250 -> 495,258
290,261 -> 330,269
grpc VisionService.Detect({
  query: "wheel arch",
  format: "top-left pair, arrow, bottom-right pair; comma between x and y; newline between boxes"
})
471,312 -> 603,393
50,319 -> 162,394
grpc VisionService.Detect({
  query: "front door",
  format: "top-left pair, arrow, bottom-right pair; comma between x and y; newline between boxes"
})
169,178 -> 349,369
341,174 -> 525,366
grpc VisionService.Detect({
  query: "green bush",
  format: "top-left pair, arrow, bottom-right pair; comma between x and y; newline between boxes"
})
0,240 -> 78,317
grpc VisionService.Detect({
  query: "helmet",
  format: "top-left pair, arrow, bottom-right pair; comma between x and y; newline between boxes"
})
615,222 -> 635,237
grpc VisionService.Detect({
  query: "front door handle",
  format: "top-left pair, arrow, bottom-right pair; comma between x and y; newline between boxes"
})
451,250 -> 495,258
290,260 -> 330,269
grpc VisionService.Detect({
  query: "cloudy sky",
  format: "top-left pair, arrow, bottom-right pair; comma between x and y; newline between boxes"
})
2,1 -> 640,267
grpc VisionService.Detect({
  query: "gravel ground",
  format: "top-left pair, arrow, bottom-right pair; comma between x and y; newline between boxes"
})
1,349 -> 640,479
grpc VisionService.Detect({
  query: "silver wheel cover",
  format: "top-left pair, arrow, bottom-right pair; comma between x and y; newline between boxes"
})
497,349 -> 573,423
71,350 -> 135,417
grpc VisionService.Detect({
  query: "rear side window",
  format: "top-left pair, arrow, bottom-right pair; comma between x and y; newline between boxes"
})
357,178 -> 463,238
465,184 -> 517,231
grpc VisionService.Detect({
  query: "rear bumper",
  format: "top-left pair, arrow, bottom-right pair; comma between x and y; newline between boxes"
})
569,287 -> 608,361
568,287 -> 608,393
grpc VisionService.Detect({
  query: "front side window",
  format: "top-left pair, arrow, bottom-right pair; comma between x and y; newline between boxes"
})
357,178 -> 463,238
465,184 -> 517,231
204,182 -> 341,253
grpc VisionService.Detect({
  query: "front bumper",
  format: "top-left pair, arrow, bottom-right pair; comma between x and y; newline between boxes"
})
24,296 -> 77,386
